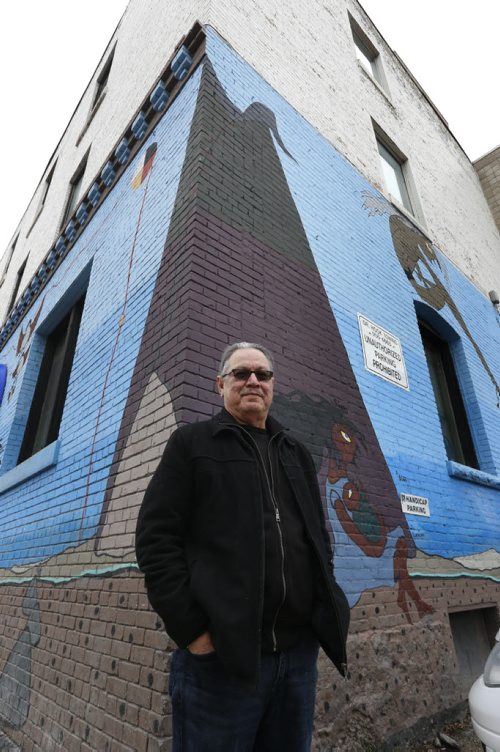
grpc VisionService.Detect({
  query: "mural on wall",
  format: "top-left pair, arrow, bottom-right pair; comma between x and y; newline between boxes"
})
273,392 -> 433,619
1,38 -> 499,744
0,159 -> 158,570
392,214 -> 500,402
363,193 -> 500,404
94,57 -> 433,617
78,145 -> 158,550
2,42 -> 498,622
0,61 -> 201,574
6,301 -> 44,405
0,579 -> 40,730
360,192 -> 500,577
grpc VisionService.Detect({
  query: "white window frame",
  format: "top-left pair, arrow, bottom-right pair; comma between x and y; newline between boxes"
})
372,123 -> 422,220
348,14 -> 388,93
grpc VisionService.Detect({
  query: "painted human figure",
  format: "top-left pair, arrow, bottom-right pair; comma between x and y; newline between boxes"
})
363,192 -> 499,403
326,421 -> 433,620
98,58 -> 426,624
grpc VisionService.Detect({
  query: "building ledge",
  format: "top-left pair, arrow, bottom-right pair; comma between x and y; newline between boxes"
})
0,440 -> 60,494
447,460 -> 500,490
0,22 -> 206,353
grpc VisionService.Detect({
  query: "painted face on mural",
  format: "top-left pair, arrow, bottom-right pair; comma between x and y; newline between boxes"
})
341,481 -> 360,512
389,215 -> 448,309
332,423 -> 357,464
216,348 -> 274,428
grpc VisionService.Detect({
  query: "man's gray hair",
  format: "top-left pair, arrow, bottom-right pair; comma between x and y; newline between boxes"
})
218,342 -> 274,376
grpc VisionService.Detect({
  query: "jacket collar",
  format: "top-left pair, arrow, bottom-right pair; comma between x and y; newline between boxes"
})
212,408 -> 294,443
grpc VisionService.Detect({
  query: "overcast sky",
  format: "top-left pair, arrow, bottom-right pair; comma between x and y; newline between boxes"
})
0,1 -> 129,258
1,1 -> 498,257
360,0 -> 499,160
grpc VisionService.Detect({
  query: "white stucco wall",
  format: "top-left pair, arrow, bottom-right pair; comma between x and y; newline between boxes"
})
1,0 -> 499,324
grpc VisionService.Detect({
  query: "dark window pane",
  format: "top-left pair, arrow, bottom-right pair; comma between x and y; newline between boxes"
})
419,322 -> 478,468
18,294 -> 85,463
40,162 -> 56,209
377,140 -> 413,213
92,50 -> 114,110
62,169 -> 85,227
1,235 -> 18,287
7,258 -> 27,315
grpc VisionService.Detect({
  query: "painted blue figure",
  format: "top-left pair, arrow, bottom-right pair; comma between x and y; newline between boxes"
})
326,478 -> 402,605
326,421 -> 433,620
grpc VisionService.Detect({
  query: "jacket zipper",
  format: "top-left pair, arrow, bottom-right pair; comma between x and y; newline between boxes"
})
219,420 -> 348,676
267,436 -> 286,652
243,430 -> 286,652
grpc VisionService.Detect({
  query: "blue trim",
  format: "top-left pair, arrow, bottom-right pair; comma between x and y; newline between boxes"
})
0,440 -> 60,494
447,460 -> 500,490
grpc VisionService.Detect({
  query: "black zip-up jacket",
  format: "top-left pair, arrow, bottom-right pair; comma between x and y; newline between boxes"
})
135,409 -> 350,686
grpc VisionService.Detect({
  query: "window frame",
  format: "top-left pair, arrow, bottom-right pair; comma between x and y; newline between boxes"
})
418,320 -> 479,469
26,161 -> 58,238
17,293 -> 86,464
0,235 -> 19,289
353,30 -> 378,79
38,162 -> 57,214
6,257 -> 27,318
348,14 -> 387,91
61,153 -> 89,229
376,137 -> 413,214
91,47 -> 115,113
371,121 -> 422,221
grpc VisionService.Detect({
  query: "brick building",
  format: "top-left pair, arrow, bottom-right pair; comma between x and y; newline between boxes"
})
475,145 -> 500,234
0,3 -> 499,750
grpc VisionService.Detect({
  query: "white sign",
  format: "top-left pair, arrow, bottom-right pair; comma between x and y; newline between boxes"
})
358,315 -> 409,390
401,493 -> 430,517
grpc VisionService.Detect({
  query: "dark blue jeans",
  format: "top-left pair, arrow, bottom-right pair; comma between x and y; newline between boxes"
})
169,640 -> 319,751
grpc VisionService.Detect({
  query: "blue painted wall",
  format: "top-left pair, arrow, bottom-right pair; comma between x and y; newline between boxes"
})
0,67 -> 202,568
204,29 -> 500,574
0,27 -> 498,612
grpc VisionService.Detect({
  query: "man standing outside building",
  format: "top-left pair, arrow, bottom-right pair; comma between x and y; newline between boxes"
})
135,342 -> 350,751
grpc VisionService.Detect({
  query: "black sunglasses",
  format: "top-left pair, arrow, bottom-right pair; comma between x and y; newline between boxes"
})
221,368 -> 274,382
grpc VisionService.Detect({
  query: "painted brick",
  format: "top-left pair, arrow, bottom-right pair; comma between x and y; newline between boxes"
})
0,22 -> 498,752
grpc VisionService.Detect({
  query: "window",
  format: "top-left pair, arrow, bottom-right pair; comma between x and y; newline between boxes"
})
27,162 -> 58,238
349,14 -> 384,87
353,31 -> 378,79
0,235 -> 18,288
375,135 -> 414,214
61,156 -> 88,228
6,257 -> 27,317
17,293 -> 85,463
91,48 -> 115,111
38,162 -> 57,214
419,321 -> 478,468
